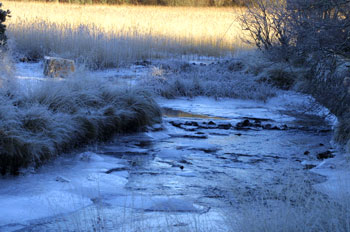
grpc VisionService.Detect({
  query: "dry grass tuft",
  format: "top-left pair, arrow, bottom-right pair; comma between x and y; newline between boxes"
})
0,76 -> 161,175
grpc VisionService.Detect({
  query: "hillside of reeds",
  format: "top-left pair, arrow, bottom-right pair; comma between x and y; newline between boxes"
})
4,0 -> 246,7
3,1 -> 248,68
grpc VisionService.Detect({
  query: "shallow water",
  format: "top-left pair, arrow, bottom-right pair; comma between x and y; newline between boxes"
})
162,107 -> 228,120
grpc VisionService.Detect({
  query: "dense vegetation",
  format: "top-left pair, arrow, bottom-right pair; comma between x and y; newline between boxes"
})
5,1 -> 240,68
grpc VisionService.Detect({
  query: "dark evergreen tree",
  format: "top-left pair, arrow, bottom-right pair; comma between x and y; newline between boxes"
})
0,3 -> 10,47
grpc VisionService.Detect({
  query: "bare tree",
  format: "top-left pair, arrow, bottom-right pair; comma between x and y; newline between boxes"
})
0,3 -> 10,47
240,0 -> 291,51
241,0 -> 350,58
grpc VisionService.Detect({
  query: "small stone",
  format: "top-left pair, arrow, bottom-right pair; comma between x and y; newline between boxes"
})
317,150 -> 334,160
304,164 -> 316,170
281,124 -> 288,130
55,176 -> 70,183
263,124 -> 272,129
242,119 -> 250,127
218,123 -> 232,130
208,121 -> 216,125
236,119 -> 250,128
184,121 -> 199,127
170,121 -> 183,128
180,165 -> 184,170
304,151 -> 310,155
192,121 -> 199,127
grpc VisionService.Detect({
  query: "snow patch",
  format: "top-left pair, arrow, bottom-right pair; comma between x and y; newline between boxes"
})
312,153 -> 350,202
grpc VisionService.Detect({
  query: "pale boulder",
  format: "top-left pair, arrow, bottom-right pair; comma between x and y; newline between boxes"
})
43,56 -> 75,78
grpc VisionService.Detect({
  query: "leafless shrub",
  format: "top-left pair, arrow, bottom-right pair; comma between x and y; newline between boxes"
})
288,0 -> 350,58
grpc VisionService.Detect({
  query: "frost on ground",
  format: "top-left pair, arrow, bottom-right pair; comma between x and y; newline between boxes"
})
0,52 -> 349,231
142,57 -> 278,102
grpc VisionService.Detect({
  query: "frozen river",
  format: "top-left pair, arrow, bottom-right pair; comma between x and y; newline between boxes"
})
0,61 -> 347,231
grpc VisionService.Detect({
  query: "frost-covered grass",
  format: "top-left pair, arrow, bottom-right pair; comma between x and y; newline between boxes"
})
144,58 -> 278,101
230,171 -> 350,232
3,1 -> 248,68
0,75 -> 161,175
53,205 -> 219,232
